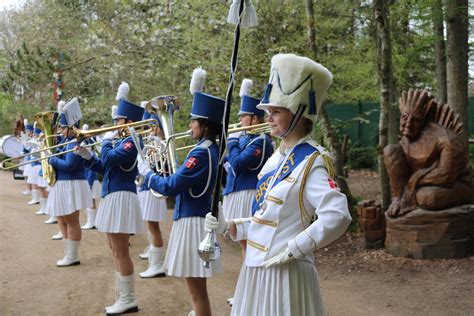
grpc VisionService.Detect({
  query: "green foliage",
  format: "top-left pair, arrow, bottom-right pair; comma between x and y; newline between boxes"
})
0,0 -> 452,136
0,92 -> 38,135
347,146 -> 377,170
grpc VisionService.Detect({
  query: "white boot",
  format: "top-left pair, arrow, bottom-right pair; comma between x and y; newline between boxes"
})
44,216 -> 57,224
27,190 -> 40,205
22,189 -> 31,196
138,244 -> 150,260
81,208 -> 96,230
52,231 -> 63,240
139,246 -> 166,278
105,272 -> 121,312
35,197 -> 48,215
105,274 -> 138,315
56,239 -> 80,267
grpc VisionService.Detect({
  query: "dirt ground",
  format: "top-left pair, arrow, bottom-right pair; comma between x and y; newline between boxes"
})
1,170 -> 473,315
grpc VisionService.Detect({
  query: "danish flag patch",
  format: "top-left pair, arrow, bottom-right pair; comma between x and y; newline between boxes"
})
185,157 -> 198,169
328,178 -> 337,189
122,142 -> 134,151
253,148 -> 262,157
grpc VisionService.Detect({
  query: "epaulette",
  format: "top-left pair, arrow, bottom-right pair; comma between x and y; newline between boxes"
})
196,139 -> 213,149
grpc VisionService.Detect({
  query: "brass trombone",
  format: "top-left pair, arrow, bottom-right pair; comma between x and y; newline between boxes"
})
0,119 -> 157,171
174,122 -> 271,152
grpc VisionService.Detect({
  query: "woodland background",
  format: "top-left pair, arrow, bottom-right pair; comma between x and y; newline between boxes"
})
0,0 -> 472,212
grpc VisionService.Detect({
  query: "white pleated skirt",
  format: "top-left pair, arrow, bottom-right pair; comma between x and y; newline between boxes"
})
164,216 -> 223,278
46,180 -> 92,217
36,174 -> 48,188
95,191 -> 144,234
222,189 -> 255,220
26,165 -> 41,185
22,163 -> 32,177
91,180 -> 101,199
138,190 -> 168,222
231,260 -> 326,316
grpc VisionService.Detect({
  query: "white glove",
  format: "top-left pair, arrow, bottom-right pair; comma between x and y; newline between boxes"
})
137,154 -> 152,176
228,131 -> 242,139
102,130 -> 118,140
204,204 -> 228,233
74,145 -> 93,160
262,247 -> 295,268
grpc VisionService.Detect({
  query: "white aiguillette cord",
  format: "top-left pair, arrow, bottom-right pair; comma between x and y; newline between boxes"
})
259,145 -> 294,211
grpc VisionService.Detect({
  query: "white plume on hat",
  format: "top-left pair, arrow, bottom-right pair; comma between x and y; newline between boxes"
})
140,101 -> 148,109
82,124 -> 90,131
111,105 -> 118,119
227,0 -> 258,27
57,100 -> 66,113
33,121 -> 38,129
63,97 -> 82,126
23,118 -> 28,126
258,53 -> 333,123
116,82 -> 129,101
239,78 -> 253,97
189,67 -> 207,95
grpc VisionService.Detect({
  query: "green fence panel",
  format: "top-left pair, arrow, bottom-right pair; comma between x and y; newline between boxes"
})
326,96 -> 474,147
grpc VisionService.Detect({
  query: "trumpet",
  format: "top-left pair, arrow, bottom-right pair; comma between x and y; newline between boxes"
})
174,122 -> 271,152
1,119 -> 157,171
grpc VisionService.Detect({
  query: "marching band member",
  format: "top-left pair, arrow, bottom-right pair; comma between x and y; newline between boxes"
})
20,120 -> 34,196
223,78 -> 273,255
81,124 -> 101,230
46,98 -> 92,267
137,68 -> 224,316
222,79 -> 274,306
137,108 -> 168,278
25,124 -> 42,205
36,129 -> 52,222
76,83 -> 144,315
206,53 -> 352,315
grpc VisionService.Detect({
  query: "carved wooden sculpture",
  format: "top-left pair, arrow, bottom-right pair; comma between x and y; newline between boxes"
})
384,89 -> 474,218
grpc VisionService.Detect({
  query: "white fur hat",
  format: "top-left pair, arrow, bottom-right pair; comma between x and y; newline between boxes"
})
258,53 -> 333,122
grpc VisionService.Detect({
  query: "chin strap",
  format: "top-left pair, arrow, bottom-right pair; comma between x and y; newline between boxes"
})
280,105 -> 306,138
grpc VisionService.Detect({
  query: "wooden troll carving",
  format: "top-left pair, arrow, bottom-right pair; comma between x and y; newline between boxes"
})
383,89 -> 474,217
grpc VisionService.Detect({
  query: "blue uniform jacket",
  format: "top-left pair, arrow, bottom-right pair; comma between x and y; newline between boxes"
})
144,138 -> 218,221
85,136 -> 140,198
86,169 -> 98,187
223,133 -> 273,195
48,136 -> 87,181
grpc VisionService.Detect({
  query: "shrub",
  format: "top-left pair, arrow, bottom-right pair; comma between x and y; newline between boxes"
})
348,146 -> 377,170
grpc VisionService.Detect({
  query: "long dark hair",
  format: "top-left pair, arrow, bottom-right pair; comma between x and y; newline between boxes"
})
196,118 -> 222,140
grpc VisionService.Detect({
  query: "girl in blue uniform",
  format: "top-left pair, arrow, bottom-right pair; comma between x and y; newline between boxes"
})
77,89 -> 144,315
223,79 -> 273,256
25,125 -> 43,206
137,109 -> 168,278
81,124 -> 101,230
46,98 -> 92,267
20,121 -> 34,196
138,68 -> 224,316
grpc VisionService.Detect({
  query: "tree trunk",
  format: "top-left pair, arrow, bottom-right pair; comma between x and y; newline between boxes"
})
304,0 -> 355,207
432,0 -> 447,104
305,0 -> 316,53
444,0 -> 469,146
374,0 -> 394,211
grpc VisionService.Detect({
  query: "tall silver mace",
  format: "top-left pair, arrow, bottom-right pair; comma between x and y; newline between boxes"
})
198,0 -> 258,268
